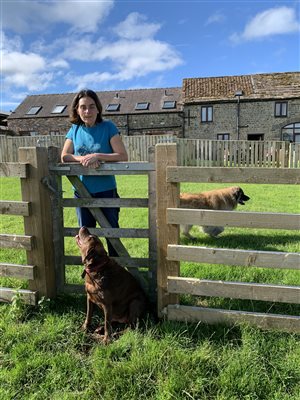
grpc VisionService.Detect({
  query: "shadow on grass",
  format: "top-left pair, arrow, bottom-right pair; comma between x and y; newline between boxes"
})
181,232 -> 300,252
45,296 -> 276,349
180,293 -> 300,317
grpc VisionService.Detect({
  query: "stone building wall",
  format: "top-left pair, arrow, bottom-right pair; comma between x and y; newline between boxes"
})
183,98 -> 300,140
7,116 -> 70,136
7,98 -> 299,140
8,112 -> 183,137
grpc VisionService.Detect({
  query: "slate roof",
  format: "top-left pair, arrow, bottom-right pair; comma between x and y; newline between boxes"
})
8,87 -> 182,119
183,71 -> 300,103
8,71 -> 300,119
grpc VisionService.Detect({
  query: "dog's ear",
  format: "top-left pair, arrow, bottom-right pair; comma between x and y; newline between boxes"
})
232,186 -> 242,199
95,242 -> 108,257
83,246 -> 98,267
234,187 -> 250,204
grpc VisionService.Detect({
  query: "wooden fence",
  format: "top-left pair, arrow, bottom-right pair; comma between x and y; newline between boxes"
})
156,143 -> 300,333
1,144 -> 300,333
0,147 -> 56,304
1,134 -> 299,167
0,146 -> 157,304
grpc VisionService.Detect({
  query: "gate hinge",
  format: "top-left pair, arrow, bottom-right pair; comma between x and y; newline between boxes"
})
41,176 -> 60,194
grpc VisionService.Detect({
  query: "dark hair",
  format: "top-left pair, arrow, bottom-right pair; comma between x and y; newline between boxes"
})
69,89 -> 103,124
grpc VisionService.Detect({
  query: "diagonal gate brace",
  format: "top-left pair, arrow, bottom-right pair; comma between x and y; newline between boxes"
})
67,176 -> 129,257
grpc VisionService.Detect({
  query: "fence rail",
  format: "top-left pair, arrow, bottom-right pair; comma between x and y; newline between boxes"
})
155,143 -> 300,333
1,134 -> 299,167
0,147 -> 56,304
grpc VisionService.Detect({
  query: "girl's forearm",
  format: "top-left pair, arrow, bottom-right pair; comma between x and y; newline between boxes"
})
95,152 -> 128,162
61,153 -> 82,162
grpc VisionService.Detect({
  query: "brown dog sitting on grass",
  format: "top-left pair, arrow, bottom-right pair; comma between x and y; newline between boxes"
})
76,226 -> 147,344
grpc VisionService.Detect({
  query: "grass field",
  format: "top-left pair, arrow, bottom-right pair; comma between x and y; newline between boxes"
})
0,176 -> 300,399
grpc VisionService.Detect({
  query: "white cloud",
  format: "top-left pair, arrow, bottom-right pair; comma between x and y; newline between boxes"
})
230,6 -> 300,43
4,72 -> 54,92
49,59 -> 70,69
50,1 -> 114,33
1,37 -> 66,92
62,36 -> 105,61
1,4 -> 183,99
113,12 -> 161,39
66,71 -> 116,90
64,37 -> 182,88
0,30 -> 22,52
2,51 -> 46,75
205,12 -> 226,26
2,0 -> 114,33
105,39 -> 182,78
1,48 -> 53,91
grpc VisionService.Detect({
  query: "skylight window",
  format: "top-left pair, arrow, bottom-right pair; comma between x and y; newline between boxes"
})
51,105 -> 66,114
135,102 -> 149,110
26,106 -> 42,115
162,101 -> 176,109
106,103 -> 120,111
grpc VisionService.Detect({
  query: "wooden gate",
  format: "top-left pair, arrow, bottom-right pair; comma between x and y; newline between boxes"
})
156,143 -> 300,332
47,147 -> 157,301
1,146 -> 157,304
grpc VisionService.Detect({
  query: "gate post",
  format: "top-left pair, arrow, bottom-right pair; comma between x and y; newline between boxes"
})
155,143 -> 180,317
19,147 -> 56,299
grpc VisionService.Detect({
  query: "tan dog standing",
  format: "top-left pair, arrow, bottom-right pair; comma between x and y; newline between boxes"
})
180,186 -> 250,238
76,226 -> 147,344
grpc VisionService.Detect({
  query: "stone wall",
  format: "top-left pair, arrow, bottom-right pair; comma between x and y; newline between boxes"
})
8,112 -> 183,137
7,98 -> 299,140
7,116 -> 70,136
183,98 -> 300,140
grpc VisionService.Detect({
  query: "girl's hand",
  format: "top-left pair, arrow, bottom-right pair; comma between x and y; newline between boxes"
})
80,154 -> 101,168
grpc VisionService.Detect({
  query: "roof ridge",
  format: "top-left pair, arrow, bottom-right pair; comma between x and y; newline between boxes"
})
183,71 -> 299,81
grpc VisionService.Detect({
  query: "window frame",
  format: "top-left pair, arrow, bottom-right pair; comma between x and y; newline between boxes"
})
201,106 -> 213,123
51,105 -> 67,114
281,122 -> 300,142
275,101 -> 288,117
135,102 -> 149,110
162,100 -> 176,109
217,133 -> 230,140
26,106 -> 42,115
105,103 -> 120,112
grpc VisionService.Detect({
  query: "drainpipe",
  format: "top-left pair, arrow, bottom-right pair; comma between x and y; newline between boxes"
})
234,90 -> 243,140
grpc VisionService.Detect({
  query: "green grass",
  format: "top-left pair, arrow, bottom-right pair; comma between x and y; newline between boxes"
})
0,176 -> 300,399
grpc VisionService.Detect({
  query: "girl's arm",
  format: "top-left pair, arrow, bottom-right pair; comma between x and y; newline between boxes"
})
61,139 -> 78,162
79,135 -> 128,167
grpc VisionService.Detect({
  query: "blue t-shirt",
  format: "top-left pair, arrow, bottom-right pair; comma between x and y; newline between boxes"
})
66,120 -> 118,193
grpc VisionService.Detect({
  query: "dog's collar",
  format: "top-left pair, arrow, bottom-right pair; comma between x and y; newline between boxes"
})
81,257 -> 111,279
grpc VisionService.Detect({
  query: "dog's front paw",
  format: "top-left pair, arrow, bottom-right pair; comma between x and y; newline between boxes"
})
81,321 -> 91,332
94,325 -> 105,335
102,334 -> 111,345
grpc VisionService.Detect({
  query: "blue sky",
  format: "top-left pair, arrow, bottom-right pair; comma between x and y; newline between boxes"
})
1,0 -> 299,112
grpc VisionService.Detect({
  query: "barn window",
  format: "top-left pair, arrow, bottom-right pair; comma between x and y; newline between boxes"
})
162,101 -> 176,109
135,102 -> 149,110
26,106 -> 42,115
282,122 -> 300,142
106,103 -> 120,111
201,106 -> 213,122
217,133 -> 229,140
275,102 -> 287,117
51,105 -> 66,114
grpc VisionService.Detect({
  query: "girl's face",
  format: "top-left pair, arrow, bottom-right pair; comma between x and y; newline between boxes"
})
77,96 -> 99,127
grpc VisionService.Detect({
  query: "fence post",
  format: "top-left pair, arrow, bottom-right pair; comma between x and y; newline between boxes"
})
18,147 -> 56,299
155,143 -> 180,317
148,146 -> 158,305
47,146 -> 65,293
